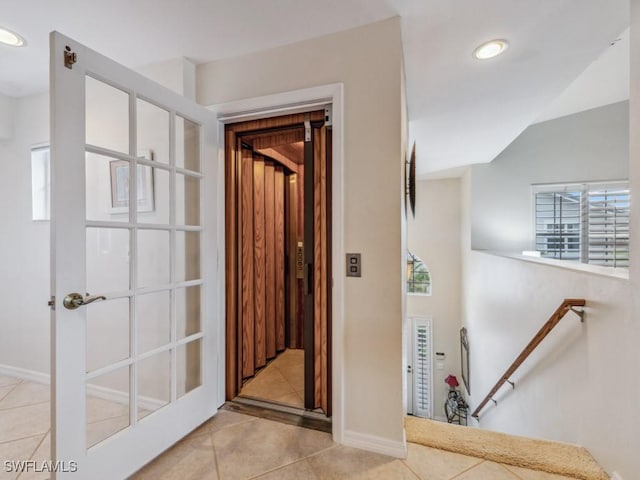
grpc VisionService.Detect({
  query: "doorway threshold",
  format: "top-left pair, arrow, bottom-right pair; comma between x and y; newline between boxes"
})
224,396 -> 331,434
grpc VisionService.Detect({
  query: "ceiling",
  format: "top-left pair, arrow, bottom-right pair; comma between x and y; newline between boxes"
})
535,28 -> 629,124
0,0 -> 630,176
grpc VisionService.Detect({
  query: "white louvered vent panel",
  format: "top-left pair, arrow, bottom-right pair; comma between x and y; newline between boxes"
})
411,317 -> 432,419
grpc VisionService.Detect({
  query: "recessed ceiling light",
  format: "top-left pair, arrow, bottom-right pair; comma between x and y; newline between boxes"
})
474,39 -> 508,60
0,26 -> 26,47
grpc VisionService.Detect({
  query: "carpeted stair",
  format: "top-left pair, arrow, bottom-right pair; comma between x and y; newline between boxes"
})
405,416 -> 608,480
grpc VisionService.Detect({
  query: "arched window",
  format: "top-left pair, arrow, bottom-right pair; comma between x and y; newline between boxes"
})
407,252 -> 431,295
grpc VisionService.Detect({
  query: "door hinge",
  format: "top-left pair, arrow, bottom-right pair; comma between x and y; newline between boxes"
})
304,113 -> 311,142
48,296 -> 56,311
64,46 -> 77,69
324,104 -> 333,127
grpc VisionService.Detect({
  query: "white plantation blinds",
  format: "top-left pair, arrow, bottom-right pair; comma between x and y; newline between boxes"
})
408,317 -> 432,419
587,187 -> 630,267
534,182 -> 630,267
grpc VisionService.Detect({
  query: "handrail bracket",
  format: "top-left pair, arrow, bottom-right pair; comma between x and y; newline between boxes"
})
570,306 -> 585,322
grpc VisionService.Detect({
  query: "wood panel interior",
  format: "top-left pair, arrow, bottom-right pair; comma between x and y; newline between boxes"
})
253,157 -> 266,368
274,167 -> 286,352
285,172 -> 305,349
257,147 -> 300,172
251,129 -> 304,156
224,130 -> 238,398
225,110 -> 331,416
240,148 -> 255,379
264,164 -> 277,359
240,151 -> 288,378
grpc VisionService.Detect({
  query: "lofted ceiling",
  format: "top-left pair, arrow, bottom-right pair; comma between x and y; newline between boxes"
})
0,0 -> 630,175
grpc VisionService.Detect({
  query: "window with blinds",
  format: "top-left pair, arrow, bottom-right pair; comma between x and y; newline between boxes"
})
535,191 -> 581,261
587,187 -> 630,267
534,182 -> 630,268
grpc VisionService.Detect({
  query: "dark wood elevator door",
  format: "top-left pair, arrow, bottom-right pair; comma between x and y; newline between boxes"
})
313,124 -> 330,415
304,122 -> 330,413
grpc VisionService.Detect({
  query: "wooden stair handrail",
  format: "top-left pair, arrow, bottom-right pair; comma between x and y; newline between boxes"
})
471,298 -> 586,419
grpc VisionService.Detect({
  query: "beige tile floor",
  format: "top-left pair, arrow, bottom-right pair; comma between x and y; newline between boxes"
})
0,372 -> 581,480
133,410 -> 581,480
239,349 -> 304,408
0,374 -> 50,480
0,374 -> 143,480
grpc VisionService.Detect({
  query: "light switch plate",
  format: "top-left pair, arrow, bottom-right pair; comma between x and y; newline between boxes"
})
346,253 -> 361,277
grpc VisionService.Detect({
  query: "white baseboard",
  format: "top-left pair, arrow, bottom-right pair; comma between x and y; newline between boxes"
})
0,364 -> 49,384
85,383 -> 166,411
0,363 -> 166,411
342,429 -> 407,459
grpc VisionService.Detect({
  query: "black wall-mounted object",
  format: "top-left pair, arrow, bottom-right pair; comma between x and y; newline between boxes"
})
405,142 -> 416,217
346,253 -> 362,277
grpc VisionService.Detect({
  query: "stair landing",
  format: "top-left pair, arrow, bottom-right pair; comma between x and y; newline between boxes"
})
405,416 -> 608,480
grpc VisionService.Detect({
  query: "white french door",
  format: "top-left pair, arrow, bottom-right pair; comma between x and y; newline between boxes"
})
50,32 -> 219,479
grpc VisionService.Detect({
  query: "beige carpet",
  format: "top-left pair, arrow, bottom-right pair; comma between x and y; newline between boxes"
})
405,416 -> 608,480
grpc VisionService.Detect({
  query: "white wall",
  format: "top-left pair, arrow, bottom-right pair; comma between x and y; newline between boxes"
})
137,58 -> 196,101
471,101 -> 629,253
0,92 -> 50,375
462,251 -> 637,477
460,8 -> 640,476
0,60 -> 196,398
407,178 -> 462,419
197,17 -> 406,448
0,93 -> 15,140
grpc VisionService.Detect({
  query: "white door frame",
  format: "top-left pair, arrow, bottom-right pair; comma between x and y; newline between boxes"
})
209,83 -> 345,442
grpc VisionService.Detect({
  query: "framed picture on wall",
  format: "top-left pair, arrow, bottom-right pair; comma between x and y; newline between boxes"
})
460,327 -> 470,395
110,150 -> 155,214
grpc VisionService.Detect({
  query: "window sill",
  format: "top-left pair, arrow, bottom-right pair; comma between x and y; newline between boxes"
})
475,250 -> 630,281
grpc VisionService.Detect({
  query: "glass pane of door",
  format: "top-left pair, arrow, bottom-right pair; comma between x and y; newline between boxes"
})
86,76 -> 129,154
83,73 -> 206,448
137,352 -> 171,420
86,367 -> 131,448
176,115 -> 200,171
81,67 -> 207,449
